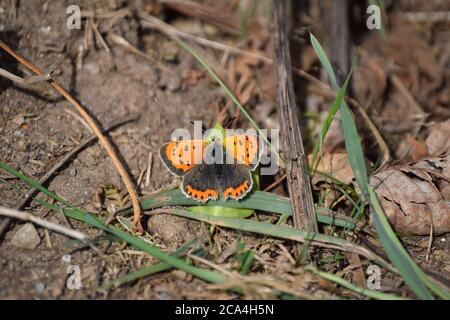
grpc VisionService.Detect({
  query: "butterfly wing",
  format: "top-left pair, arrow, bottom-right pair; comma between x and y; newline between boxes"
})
182,163 -> 219,202
159,140 -> 205,176
218,164 -> 253,200
223,134 -> 260,170
182,163 -> 253,202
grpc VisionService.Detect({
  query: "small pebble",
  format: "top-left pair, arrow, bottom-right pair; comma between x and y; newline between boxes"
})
11,223 -> 41,249
83,62 -> 100,75
69,168 -> 77,176
35,282 -> 45,293
61,254 -> 72,263
167,75 -> 181,91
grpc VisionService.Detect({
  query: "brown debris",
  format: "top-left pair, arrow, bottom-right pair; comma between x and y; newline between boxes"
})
371,154 -> 450,235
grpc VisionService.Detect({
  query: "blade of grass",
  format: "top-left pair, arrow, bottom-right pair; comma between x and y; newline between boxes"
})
310,61 -> 354,173
100,238 -> 200,289
124,188 -> 357,229
310,33 -> 442,299
0,162 -> 226,285
157,207 -> 395,272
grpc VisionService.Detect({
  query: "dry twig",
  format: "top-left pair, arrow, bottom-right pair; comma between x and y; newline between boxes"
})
0,206 -> 88,242
0,115 -> 139,239
272,0 -> 318,235
0,40 -> 143,234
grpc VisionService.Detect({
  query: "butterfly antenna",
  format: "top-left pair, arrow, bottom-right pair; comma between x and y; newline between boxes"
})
189,121 -> 206,133
224,116 -> 237,129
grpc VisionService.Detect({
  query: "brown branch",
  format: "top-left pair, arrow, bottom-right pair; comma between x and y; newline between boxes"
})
0,206 -> 89,242
329,0 -> 350,77
0,41 -> 144,234
272,0 -> 318,234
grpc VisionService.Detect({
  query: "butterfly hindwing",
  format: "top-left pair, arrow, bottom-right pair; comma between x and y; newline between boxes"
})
161,137 -> 256,203
159,140 -> 205,176
219,164 -> 253,200
182,163 -> 219,202
182,163 -> 253,203
224,134 -> 260,170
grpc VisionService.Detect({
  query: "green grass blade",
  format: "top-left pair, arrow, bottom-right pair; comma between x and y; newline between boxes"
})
137,188 -> 292,215
101,239 -> 199,289
310,62 -> 354,173
0,162 -> 226,285
339,99 -> 370,197
124,188 -> 357,229
161,207 -> 394,271
309,33 -> 436,299
310,34 -> 339,89
306,265 -> 405,300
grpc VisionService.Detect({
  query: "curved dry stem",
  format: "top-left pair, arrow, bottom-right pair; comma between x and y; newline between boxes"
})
0,40 -> 143,234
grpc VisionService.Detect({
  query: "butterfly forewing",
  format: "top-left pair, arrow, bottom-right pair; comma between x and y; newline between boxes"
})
159,139 -> 205,176
224,134 -> 260,169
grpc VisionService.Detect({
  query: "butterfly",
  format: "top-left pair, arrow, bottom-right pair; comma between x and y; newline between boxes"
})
159,133 -> 261,203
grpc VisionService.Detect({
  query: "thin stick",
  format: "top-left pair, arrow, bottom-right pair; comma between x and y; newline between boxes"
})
145,152 -> 153,188
263,174 -> 286,192
108,32 -> 173,74
0,115 -> 139,239
0,206 -> 89,242
272,0 -> 318,235
91,18 -> 111,52
140,15 -> 272,64
402,11 -> 450,23
0,40 -> 144,234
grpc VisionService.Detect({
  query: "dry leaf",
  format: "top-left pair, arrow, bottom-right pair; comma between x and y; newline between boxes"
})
310,153 -> 356,208
370,154 -> 450,235
311,153 -> 355,186
352,51 -> 387,109
425,119 -> 450,155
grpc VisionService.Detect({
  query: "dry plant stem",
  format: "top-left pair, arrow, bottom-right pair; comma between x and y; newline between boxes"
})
0,40 -> 144,234
329,0 -> 350,76
108,32 -> 174,74
402,11 -> 450,23
140,14 -> 272,64
0,115 -> 139,239
272,0 -> 318,234
0,206 -> 88,242
263,174 -> 287,192
81,8 -> 131,20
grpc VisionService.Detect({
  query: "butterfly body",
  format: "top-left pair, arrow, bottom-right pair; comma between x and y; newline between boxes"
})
160,135 -> 260,203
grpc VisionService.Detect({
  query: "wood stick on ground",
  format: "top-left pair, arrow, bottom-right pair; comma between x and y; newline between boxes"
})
0,206 -> 89,242
272,0 -> 318,234
0,115 -> 139,240
329,0 -> 350,78
0,40 -> 144,234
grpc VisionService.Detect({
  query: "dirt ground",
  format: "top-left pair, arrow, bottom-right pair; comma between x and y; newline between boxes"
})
0,0 -> 449,299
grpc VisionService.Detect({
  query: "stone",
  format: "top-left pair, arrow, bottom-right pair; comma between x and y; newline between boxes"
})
11,223 -> 41,249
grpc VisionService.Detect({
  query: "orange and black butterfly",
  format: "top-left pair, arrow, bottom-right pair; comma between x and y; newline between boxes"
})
160,134 -> 261,203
